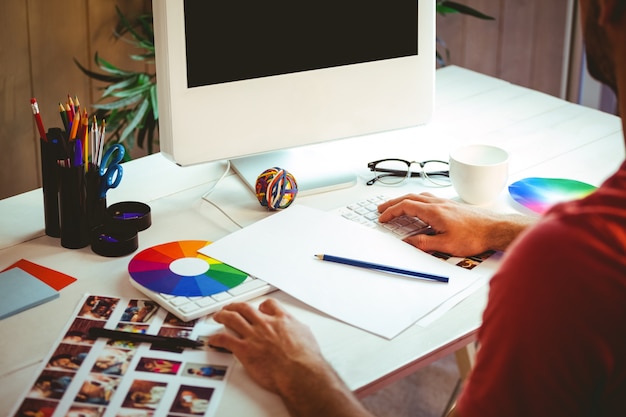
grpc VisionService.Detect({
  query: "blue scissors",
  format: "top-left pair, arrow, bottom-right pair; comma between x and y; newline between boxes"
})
99,144 -> 125,198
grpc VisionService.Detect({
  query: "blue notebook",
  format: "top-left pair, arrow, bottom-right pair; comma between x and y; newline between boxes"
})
0,267 -> 59,319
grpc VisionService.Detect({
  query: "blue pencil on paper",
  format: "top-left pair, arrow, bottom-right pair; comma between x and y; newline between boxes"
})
315,254 -> 449,283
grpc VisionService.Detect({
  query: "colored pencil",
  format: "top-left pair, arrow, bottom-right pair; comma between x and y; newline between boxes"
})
315,254 -> 449,283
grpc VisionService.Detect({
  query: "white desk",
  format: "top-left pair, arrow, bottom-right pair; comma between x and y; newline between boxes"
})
0,66 -> 623,416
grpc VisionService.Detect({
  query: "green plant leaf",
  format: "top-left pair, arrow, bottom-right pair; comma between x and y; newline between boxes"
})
438,1 -> 495,20
101,76 -> 139,98
130,52 -> 155,61
92,94 -> 142,110
115,6 -> 142,44
121,98 -> 149,143
73,58 -> 122,83
95,53 -> 136,77
114,6 -> 154,51
149,85 -> 158,120
107,83 -> 153,99
437,5 -> 458,14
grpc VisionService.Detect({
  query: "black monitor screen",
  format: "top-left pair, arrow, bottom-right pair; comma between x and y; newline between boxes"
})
184,1 -> 418,87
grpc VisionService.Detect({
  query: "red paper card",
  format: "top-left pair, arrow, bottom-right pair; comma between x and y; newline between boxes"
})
2,259 -> 76,291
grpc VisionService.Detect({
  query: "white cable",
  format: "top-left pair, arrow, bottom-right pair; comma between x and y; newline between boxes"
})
201,160 -> 243,229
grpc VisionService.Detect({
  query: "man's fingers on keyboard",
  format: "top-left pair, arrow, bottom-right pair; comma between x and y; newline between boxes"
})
403,233 -> 450,254
378,192 -> 440,211
378,199 -> 432,223
378,194 -> 418,211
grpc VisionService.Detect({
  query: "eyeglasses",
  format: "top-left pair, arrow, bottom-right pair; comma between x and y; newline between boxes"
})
367,158 -> 450,186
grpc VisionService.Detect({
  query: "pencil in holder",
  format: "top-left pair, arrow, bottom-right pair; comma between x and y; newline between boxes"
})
40,128 -> 66,237
58,164 -> 89,249
86,167 -> 107,231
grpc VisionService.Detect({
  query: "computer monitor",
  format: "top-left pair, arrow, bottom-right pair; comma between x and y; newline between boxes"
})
153,0 -> 435,195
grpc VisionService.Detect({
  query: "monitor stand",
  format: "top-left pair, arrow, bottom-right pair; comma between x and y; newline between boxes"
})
230,145 -> 357,197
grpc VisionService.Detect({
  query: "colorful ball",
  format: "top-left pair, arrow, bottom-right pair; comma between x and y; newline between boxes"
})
255,167 -> 298,210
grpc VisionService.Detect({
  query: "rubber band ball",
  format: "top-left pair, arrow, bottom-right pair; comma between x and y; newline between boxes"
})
255,167 -> 298,210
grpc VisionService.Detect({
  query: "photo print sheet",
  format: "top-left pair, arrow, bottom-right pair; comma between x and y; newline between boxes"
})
10,294 -> 234,417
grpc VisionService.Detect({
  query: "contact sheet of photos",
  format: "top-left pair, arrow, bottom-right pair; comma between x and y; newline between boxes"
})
11,294 -> 234,417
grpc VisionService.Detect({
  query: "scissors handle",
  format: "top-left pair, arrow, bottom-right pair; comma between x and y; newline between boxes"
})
99,144 -> 125,177
107,165 -> 123,188
98,144 -> 125,198
99,164 -> 123,198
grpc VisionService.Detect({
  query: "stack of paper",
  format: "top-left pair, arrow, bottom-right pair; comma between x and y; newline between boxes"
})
0,268 -> 59,320
200,205 -> 485,339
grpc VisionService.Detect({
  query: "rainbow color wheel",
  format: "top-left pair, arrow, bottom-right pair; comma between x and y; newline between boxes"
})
509,177 -> 596,214
128,240 -> 248,297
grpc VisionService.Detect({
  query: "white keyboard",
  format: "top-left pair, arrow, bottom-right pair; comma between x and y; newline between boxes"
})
130,195 -> 429,322
129,274 -> 275,322
336,195 -> 432,238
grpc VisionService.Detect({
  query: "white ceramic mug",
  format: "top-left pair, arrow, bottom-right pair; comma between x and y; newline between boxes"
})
449,144 -> 509,205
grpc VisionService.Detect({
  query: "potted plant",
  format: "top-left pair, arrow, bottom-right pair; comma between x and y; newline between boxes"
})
75,6 -> 157,160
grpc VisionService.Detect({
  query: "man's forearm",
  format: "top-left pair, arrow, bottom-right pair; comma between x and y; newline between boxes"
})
486,214 -> 536,252
278,362 -> 374,417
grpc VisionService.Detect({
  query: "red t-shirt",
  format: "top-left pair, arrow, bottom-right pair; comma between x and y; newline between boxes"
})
458,162 -> 626,417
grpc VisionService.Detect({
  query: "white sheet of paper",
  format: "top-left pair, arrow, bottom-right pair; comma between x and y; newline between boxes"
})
200,205 -> 484,339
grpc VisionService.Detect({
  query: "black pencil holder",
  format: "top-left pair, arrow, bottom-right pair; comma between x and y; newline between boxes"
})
86,167 -> 107,232
59,164 -> 89,249
40,128 -> 66,237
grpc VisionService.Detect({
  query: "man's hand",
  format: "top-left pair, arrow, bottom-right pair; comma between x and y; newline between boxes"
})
208,299 -> 326,394
378,193 -> 535,257
208,300 -> 375,417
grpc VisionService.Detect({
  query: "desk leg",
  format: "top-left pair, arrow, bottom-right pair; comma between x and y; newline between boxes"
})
442,344 -> 477,417
454,343 -> 476,381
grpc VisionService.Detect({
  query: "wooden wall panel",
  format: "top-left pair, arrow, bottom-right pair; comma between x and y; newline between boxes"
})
0,0 -> 151,199
0,2 -> 38,199
436,10 -> 465,65
462,0 -> 500,76
437,0 -> 571,98
530,0 -> 571,96
498,0 -> 536,87
28,0 -> 92,136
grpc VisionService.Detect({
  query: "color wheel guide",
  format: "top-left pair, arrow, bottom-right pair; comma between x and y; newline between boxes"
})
508,177 -> 597,214
128,240 -> 249,297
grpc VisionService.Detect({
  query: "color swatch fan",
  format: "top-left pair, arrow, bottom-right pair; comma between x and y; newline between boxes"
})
508,177 -> 596,214
128,240 -> 248,297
